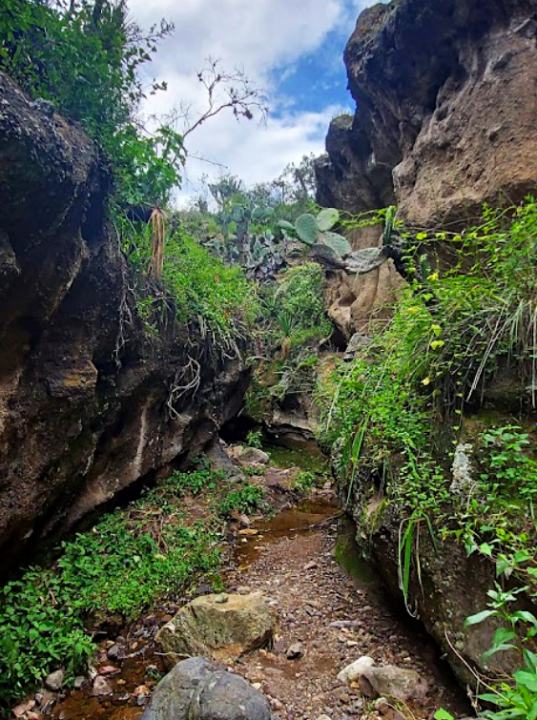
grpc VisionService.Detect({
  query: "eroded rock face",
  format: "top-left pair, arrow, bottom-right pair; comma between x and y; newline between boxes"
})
324,226 -> 405,340
0,73 -> 250,573
316,0 -> 537,226
156,592 -> 277,665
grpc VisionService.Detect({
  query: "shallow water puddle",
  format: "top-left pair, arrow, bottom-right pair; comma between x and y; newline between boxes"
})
234,498 -> 342,569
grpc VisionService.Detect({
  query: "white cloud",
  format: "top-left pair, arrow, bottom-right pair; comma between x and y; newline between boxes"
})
126,0 -> 372,202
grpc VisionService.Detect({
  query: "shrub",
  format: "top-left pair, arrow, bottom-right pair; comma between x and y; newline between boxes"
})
218,484 -> 265,517
0,0 -> 182,207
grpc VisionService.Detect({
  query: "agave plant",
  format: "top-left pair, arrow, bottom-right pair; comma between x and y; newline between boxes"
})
279,208 -> 352,263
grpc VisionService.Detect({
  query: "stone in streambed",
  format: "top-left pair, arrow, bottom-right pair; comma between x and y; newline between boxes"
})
286,642 -> 305,660
92,675 -> 113,696
141,657 -> 271,720
156,592 -> 277,665
338,656 -> 427,701
44,669 -> 64,691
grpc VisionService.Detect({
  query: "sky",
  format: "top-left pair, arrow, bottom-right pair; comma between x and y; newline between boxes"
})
127,0 -> 375,205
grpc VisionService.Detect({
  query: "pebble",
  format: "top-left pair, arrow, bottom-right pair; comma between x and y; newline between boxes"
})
45,669 -> 64,692
92,676 -> 112,696
106,642 -> 123,660
12,700 -> 36,718
286,642 -> 305,660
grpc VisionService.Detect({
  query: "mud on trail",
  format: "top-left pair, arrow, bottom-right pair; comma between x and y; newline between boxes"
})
45,451 -> 468,720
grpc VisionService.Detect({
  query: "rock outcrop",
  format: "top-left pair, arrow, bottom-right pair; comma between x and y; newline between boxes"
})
0,73 -> 249,573
324,226 -> 405,340
316,0 -> 537,226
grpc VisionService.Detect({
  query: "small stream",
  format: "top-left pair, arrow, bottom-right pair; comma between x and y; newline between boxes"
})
46,442 -> 469,719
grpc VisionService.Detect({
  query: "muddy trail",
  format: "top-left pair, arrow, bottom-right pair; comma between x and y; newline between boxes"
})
43,448 -> 468,720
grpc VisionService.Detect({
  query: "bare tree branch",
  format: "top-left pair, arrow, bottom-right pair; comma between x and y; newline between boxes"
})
182,58 -> 268,141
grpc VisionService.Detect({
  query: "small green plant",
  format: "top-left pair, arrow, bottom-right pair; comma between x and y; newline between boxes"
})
218,484 -> 265,517
165,469 -> 226,496
246,429 -> 263,449
479,426 -> 537,504
293,471 -> 316,493
280,207 -> 351,260
437,568 -> 537,719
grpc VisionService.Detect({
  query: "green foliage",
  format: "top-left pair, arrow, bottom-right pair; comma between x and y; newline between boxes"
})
218,484 -> 265,517
0,0 -> 182,207
330,200 -> 537,720
328,200 -> 537,529
283,208 -> 351,259
436,573 -> 537,719
0,469 -> 225,704
247,263 -> 332,414
292,471 -> 316,493
123,223 -> 259,343
479,426 -> 537,505
246,429 -> 264,449
270,263 -> 331,345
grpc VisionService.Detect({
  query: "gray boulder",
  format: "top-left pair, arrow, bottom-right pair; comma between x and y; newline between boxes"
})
141,657 -> 271,720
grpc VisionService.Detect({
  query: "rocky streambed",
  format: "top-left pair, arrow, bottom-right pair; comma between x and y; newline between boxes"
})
18,443 -> 471,720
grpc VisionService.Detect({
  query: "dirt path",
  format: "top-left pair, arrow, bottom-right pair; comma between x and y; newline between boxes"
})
43,462 -> 469,720
224,493 -> 468,720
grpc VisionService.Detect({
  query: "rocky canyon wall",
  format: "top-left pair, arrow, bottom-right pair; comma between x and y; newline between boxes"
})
0,73 -> 249,573
320,0 -> 537,687
316,0 -> 537,226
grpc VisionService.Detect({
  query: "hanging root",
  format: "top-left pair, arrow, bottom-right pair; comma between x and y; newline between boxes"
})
148,208 -> 166,281
113,223 -> 134,367
166,355 -> 202,419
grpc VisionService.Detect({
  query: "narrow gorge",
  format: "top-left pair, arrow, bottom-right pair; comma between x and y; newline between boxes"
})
0,1 -> 536,720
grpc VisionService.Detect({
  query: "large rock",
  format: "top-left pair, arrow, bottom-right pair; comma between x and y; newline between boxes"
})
324,227 -> 405,339
227,446 -> 270,467
0,72 -> 250,573
141,657 -> 271,720
316,0 -> 537,226
156,592 -> 277,664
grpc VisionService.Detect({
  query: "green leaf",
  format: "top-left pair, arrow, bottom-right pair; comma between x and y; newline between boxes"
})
316,207 -> 339,231
320,231 -> 352,257
434,710 -> 455,720
278,220 -> 295,231
512,610 -> 537,627
294,214 -> 318,245
514,669 -> 537,692
465,609 -> 495,627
